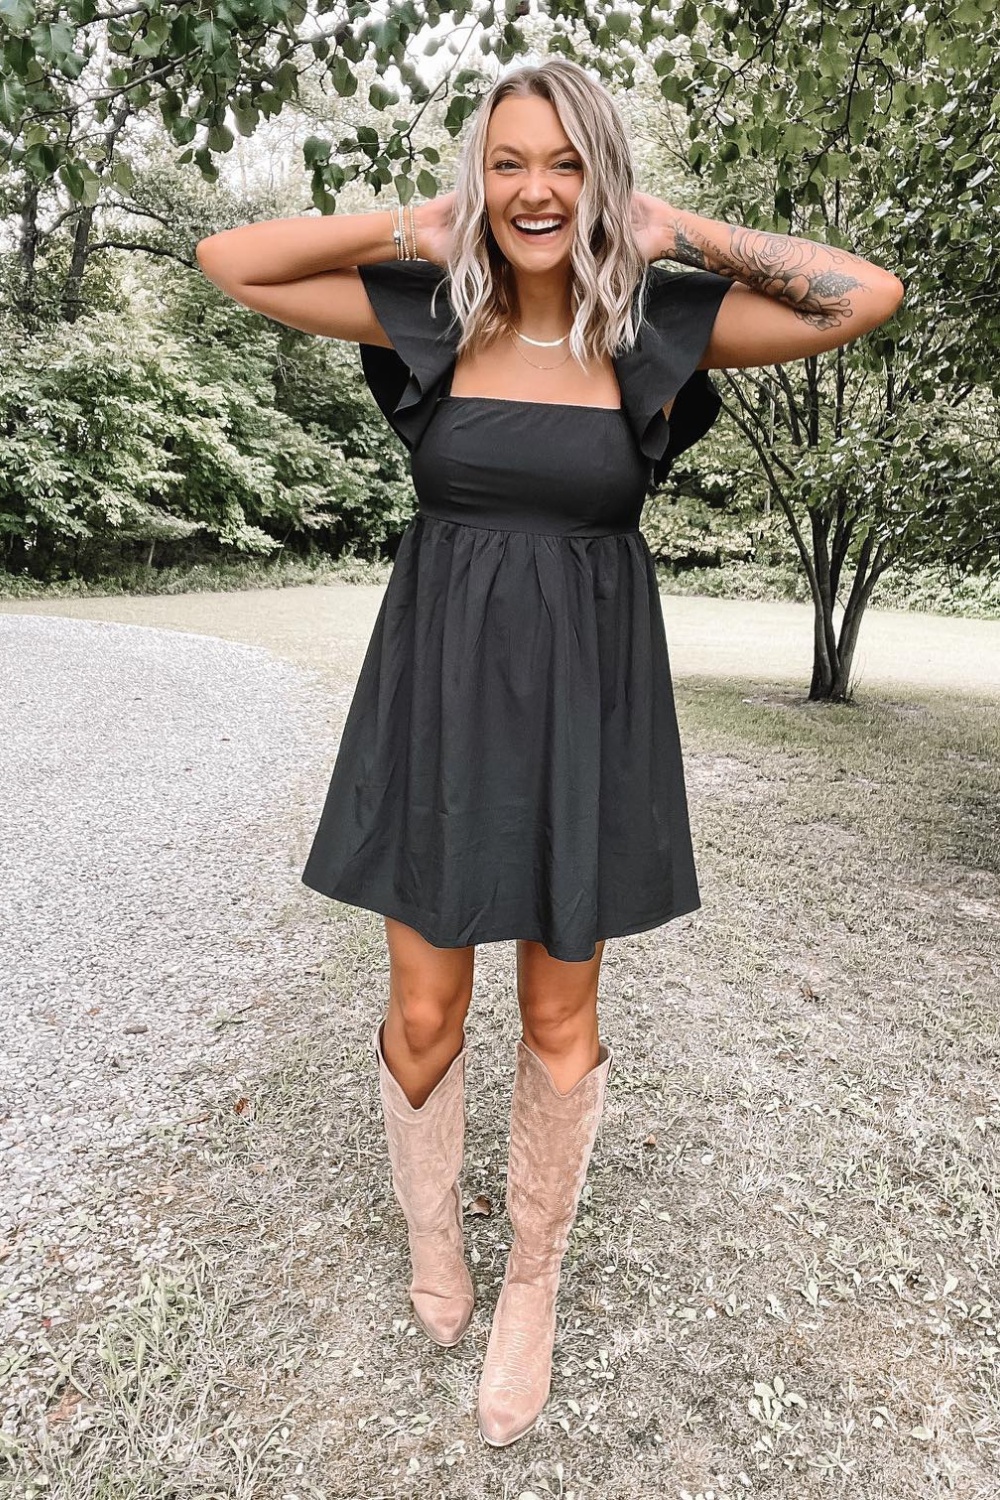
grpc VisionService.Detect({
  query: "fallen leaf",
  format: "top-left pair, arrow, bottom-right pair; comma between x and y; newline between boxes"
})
47,1388 -> 85,1425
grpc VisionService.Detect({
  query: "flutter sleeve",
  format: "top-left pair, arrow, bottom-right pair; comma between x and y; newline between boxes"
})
356,259 -> 460,452
616,263 -> 735,489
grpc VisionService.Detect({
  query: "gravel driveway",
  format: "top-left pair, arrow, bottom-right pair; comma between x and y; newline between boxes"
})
0,615 -> 336,1428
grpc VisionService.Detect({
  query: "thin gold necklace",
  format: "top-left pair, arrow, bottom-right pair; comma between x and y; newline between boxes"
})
508,328 -> 572,371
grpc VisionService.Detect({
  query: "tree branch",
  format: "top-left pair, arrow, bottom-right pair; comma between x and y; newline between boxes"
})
87,239 -> 197,267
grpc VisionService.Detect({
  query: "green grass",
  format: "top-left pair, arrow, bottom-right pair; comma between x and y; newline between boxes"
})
0,550 -> 393,601
656,560 -> 1000,620
4,552 -> 999,620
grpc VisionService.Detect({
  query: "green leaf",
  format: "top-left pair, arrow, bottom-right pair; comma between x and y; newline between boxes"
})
23,139 -> 61,180
0,0 -> 33,30
232,103 -> 259,137
443,93 -> 477,135
659,73 -> 686,105
311,180 -> 337,214
676,0 -> 697,35
303,136 -> 330,167
30,18 -> 74,60
194,18 -> 231,57
207,121 -> 234,152
0,72 -> 25,125
331,54 -> 357,95
57,49 -> 85,78
110,157 -> 134,190
77,162 -> 100,206
193,145 -> 218,182
58,159 -> 85,201
368,79 -> 397,110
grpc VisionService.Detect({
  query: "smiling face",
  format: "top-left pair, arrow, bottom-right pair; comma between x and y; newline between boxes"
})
483,94 -> 585,268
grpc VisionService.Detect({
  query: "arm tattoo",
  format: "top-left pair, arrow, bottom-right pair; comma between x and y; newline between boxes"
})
671,220 -> 866,331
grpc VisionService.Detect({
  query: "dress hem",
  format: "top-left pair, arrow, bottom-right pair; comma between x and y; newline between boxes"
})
300,873 -> 701,962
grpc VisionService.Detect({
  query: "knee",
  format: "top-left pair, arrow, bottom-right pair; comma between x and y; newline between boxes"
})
389,983 -> 470,1056
520,992 -> 597,1054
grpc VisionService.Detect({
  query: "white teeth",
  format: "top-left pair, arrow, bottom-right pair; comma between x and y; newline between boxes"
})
513,218 -> 563,231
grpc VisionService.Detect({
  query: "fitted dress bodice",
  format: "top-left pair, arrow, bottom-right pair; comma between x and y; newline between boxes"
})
410,396 -> 653,537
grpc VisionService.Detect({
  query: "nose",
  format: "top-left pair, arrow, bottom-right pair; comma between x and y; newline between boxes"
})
518,169 -> 559,206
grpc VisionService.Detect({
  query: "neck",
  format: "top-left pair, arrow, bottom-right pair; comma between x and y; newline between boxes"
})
509,265 -> 573,338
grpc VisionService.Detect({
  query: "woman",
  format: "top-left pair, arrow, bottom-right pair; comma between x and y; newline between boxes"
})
196,59 -> 903,1447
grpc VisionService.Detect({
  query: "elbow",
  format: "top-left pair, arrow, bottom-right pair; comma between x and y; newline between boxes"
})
195,236 -> 217,276
195,236 -> 234,292
876,271 -> 906,321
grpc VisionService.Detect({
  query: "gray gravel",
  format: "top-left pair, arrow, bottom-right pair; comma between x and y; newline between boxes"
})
0,615 -> 339,1430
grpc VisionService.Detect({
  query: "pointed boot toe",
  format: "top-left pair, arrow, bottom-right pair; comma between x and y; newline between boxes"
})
411,1283 -> 475,1346
477,1279 -> 554,1445
478,1397 -> 540,1448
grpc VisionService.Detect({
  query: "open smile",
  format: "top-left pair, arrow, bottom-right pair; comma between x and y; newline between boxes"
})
510,215 -> 567,239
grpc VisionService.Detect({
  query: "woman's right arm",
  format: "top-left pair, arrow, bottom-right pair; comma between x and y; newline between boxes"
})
195,209 -> 402,345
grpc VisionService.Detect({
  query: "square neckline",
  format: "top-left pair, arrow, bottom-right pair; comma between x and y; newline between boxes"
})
442,344 -> 625,413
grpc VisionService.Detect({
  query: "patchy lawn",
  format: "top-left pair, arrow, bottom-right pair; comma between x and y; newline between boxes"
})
2,592 -> 998,1499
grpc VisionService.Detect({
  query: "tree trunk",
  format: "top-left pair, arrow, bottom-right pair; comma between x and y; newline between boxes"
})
18,181 -> 40,324
808,538 -> 893,702
3,532 -> 28,575
59,97 -> 133,324
61,204 -> 97,324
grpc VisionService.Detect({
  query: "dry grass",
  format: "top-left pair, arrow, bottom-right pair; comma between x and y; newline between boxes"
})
2,679 -> 998,1500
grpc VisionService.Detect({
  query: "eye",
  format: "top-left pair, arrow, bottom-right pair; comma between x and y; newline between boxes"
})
491,159 -> 582,172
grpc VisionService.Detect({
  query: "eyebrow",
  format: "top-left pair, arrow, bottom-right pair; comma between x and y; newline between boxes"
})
488,143 -> 580,156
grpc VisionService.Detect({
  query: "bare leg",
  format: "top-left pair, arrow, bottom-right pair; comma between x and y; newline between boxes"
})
382,916 -> 476,1107
515,937 -> 606,1092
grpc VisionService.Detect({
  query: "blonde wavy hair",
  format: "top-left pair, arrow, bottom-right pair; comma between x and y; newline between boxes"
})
430,58 -> 650,367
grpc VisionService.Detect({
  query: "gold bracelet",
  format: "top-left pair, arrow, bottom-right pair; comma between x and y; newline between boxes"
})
403,199 -> 415,260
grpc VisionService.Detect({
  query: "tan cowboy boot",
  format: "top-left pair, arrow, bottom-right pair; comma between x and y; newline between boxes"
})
478,1037 -> 613,1445
373,1019 -> 475,1347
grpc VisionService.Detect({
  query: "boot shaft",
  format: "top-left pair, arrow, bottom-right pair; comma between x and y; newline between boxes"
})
505,1040 -> 612,1279
374,1021 -> 468,1234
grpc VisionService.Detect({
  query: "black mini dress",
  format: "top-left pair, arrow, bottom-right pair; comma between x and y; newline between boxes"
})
301,257 -> 733,962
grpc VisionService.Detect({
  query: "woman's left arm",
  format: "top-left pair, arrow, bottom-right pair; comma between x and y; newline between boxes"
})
637,194 -> 905,368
